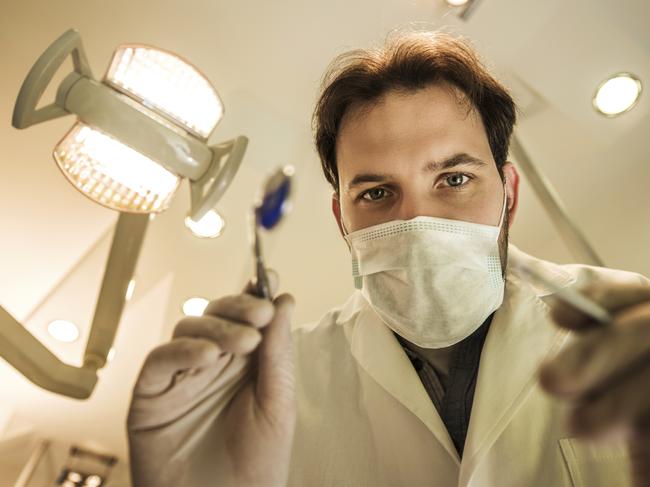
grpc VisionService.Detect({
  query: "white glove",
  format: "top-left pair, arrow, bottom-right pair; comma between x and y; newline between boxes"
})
127,272 -> 296,487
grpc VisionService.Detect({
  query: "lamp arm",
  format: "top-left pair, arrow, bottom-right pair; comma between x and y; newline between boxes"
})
84,213 -> 149,370
0,306 -> 97,399
0,212 -> 148,399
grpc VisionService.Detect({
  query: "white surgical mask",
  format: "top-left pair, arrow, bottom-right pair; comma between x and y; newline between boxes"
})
344,189 -> 507,348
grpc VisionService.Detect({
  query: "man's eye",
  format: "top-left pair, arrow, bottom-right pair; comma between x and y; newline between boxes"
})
361,187 -> 388,201
443,173 -> 471,188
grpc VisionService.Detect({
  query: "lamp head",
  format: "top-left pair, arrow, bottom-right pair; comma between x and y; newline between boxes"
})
12,29 -> 246,221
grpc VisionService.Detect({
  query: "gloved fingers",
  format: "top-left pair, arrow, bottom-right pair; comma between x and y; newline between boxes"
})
256,293 -> 297,423
550,282 -> 650,332
173,315 -> 262,355
134,337 -> 223,397
567,361 -> 650,439
203,293 -> 275,328
540,300 -> 650,399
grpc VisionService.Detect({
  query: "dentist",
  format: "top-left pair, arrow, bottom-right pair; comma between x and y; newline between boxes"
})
128,32 -> 650,487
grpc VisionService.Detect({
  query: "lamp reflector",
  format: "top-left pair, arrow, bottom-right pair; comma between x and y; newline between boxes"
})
106,46 -> 224,138
54,123 -> 180,213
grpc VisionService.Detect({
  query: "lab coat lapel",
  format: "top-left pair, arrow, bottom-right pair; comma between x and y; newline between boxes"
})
347,300 -> 461,465
459,246 -> 575,485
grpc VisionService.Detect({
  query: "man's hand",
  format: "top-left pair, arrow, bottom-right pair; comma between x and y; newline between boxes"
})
539,282 -> 650,486
127,272 -> 296,487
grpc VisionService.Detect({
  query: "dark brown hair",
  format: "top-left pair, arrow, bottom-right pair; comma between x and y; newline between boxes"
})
313,31 -> 517,191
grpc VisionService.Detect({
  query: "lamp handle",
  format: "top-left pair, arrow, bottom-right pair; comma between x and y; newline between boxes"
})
12,28 -> 93,129
188,135 -> 248,221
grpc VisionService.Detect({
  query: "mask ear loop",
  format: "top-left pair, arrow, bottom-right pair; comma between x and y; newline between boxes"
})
341,219 -> 350,238
497,184 -> 508,229
338,207 -> 363,288
496,184 -> 510,279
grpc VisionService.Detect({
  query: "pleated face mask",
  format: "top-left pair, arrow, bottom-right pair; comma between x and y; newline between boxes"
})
344,189 -> 507,348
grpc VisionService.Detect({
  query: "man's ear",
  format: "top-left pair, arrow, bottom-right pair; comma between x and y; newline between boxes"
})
502,161 -> 520,228
331,193 -> 347,238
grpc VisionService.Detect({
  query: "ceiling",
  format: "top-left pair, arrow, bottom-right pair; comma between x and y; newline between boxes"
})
0,0 -> 648,481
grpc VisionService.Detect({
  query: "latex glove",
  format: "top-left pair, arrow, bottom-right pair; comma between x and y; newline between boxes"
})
127,271 -> 296,487
539,282 -> 650,486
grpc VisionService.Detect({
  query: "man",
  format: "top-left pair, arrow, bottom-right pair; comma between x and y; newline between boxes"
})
127,32 -> 650,486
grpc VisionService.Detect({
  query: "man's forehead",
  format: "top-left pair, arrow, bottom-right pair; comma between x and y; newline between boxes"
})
336,84 -> 486,167
333,84 -> 494,192
339,82 -> 480,134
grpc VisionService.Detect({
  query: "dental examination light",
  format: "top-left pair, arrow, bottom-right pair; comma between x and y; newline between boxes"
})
2,29 -> 248,399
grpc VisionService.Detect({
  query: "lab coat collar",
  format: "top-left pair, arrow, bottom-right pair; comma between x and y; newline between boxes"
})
336,288 -> 366,325
458,245 -> 575,485
347,299 -> 462,466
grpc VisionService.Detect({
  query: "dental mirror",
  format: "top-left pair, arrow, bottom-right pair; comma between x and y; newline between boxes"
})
251,165 -> 295,299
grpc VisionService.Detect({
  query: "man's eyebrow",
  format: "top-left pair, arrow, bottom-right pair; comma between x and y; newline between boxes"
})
423,153 -> 487,172
346,172 -> 393,192
345,153 -> 487,192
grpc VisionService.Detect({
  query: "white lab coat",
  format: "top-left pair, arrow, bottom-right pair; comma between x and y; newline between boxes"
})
288,245 -> 647,487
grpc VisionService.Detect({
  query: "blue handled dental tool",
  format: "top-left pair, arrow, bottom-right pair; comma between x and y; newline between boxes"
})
251,165 -> 294,300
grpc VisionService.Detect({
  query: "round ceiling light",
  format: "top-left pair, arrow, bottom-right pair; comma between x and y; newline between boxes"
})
184,210 -> 225,238
47,320 -> 80,343
593,73 -> 642,117
182,297 -> 209,317
445,0 -> 469,6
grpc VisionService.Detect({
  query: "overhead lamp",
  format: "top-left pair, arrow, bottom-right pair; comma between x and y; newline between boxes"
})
445,0 -> 469,6
12,29 -> 246,219
184,209 -> 226,238
2,29 -> 248,399
85,475 -> 103,487
182,297 -> 210,317
67,472 -> 82,482
54,446 -> 115,486
593,73 -> 642,117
